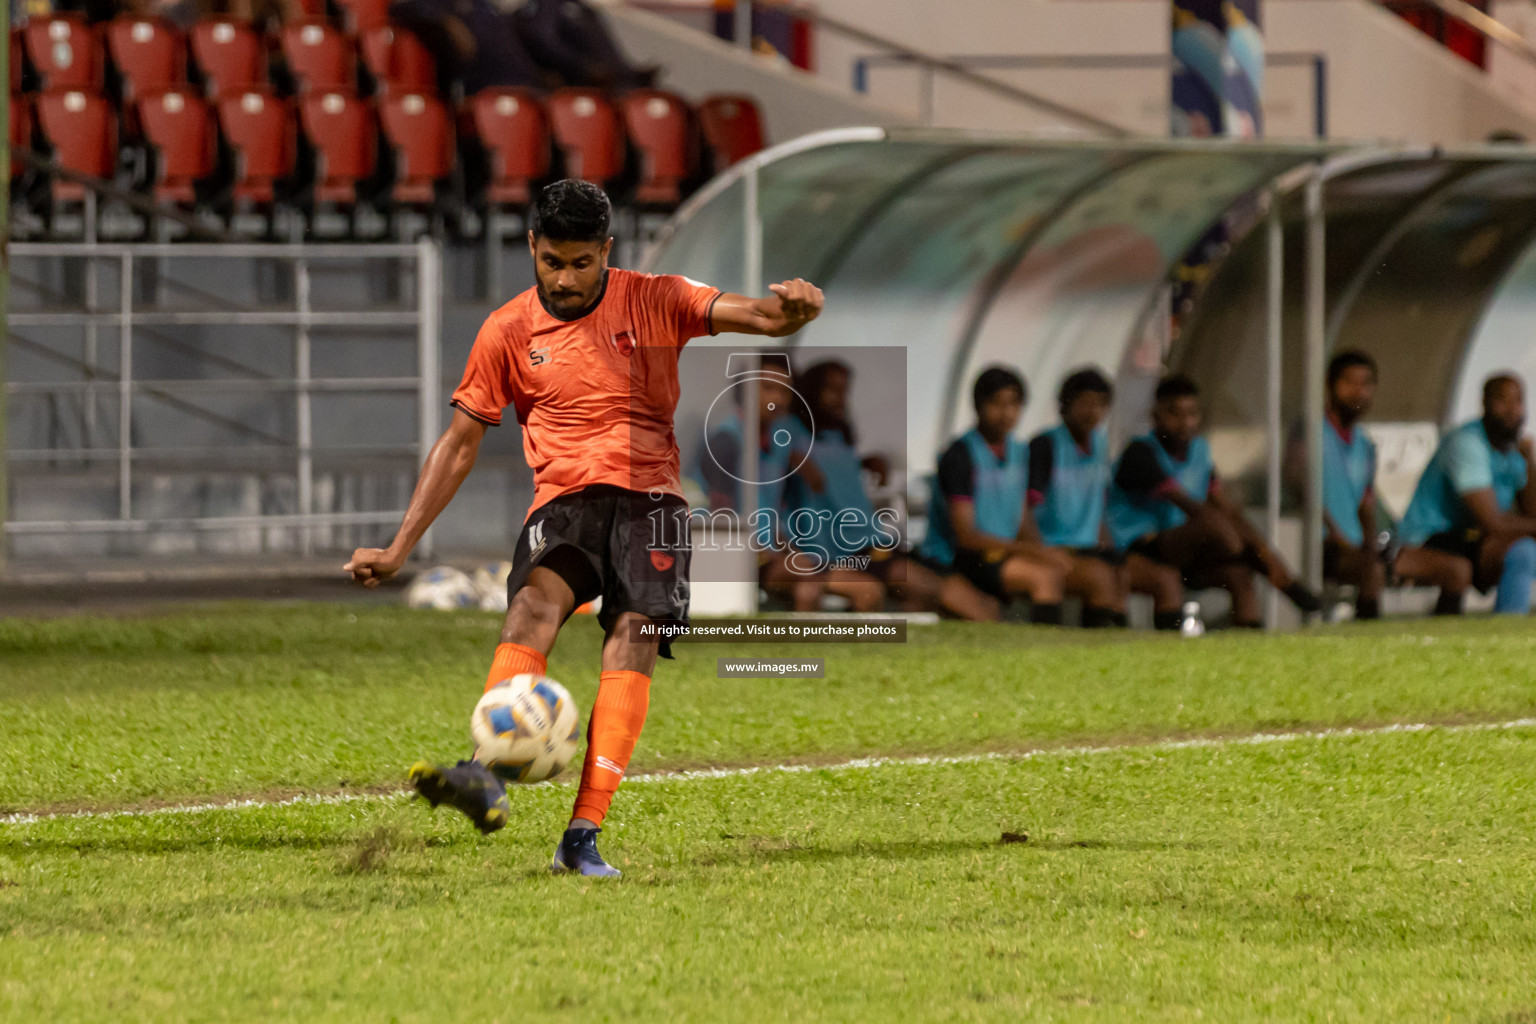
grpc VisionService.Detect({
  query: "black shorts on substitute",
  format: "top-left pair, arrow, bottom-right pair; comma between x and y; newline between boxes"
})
952,549 -> 1009,600
506,484 -> 692,658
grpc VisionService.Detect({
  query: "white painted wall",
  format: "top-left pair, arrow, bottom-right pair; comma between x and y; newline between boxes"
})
1268,0 -> 1536,142
1486,0 -> 1536,132
625,0 -> 1536,144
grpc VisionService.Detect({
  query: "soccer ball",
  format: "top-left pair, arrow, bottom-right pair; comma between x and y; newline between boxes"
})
471,673 -> 581,784
470,560 -> 514,612
404,566 -> 479,610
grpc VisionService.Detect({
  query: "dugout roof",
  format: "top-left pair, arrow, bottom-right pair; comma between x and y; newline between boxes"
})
644,129 -> 1536,492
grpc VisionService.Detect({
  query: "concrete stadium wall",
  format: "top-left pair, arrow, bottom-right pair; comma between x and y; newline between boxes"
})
789,0 -> 1536,143
600,1 -> 916,142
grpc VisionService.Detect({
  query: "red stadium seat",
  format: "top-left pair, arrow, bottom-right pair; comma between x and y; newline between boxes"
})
697,94 -> 764,170
138,88 -> 214,204
620,88 -> 697,208
190,18 -> 266,99
24,15 -> 104,91
360,25 -> 436,95
546,88 -> 623,187
336,0 -> 392,33
281,20 -> 354,94
469,87 -> 551,207
217,88 -> 296,206
106,17 -> 186,103
299,90 -> 376,204
380,92 -> 452,205
11,94 -> 32,182
11,30 -> 22,94
36,88 -> 116,201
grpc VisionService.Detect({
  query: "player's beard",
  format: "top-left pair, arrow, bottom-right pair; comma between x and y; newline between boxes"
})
1485,415 -> 1523,449
537,272 -> 605,318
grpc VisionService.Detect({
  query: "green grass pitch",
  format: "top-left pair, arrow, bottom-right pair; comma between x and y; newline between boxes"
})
4,605 -> 1536,1021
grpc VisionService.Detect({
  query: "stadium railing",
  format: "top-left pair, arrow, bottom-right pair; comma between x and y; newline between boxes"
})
630,0 -> 1126,137
3,238 -> 443,562
848,51 -> 1330,140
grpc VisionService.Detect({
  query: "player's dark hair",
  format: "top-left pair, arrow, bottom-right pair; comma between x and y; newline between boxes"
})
1058,367 -> 1113,409
1327,349 -> 1377,387
528,179 -> 612,243
1154,374 -> 1200,404
1484,372 -> 1524,404
972,366 -> 1027,415
795,360 -> 855,445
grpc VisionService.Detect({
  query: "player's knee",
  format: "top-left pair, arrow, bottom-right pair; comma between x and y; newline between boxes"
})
508,585 -> 564,633
608,611 -> 658,639
1086,562 -> 1119,604
1220,563 -> 1254,595
1209,519 -> 1245,560
1150,567 -> 1181,605
850,584 -> 885,612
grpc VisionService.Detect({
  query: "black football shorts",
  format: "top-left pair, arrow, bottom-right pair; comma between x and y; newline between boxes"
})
506,484 -> 691,658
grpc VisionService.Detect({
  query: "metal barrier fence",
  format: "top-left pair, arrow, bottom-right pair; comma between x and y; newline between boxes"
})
3,239 -> 442,560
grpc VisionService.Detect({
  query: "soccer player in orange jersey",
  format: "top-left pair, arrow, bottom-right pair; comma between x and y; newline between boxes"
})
344,180 -> 824,876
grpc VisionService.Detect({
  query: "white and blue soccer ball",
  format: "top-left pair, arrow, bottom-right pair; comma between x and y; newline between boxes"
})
472,673 -> 581,784
403,566 -> 479,610
470,560 -> 514,612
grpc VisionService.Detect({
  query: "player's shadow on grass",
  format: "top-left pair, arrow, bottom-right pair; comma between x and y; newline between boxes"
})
681,835 -> 1201,871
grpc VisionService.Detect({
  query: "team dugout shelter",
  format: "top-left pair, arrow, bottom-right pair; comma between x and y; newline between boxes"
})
642,127 -> 1536,624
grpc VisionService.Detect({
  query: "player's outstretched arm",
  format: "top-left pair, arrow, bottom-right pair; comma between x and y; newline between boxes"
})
345,410 -> 488,587
710,278 -> 824,338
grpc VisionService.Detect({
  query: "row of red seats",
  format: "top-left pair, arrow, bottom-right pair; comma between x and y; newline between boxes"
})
14,13 -> 440,102
12,82 -> 765,219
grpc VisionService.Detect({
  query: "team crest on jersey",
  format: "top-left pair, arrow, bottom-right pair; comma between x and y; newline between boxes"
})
530,346 -> 551,366
649,549 -> 675,572
611,329 -> 636,356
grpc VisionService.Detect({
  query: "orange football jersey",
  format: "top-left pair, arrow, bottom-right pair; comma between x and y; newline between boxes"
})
451,268 -> 721,516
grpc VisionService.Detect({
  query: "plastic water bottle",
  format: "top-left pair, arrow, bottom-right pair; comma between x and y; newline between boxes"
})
1180,600 -> 1205,638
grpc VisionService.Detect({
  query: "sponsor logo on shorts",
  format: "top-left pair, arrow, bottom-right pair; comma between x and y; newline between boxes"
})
529,520 -> 546,556
649,549 -> 675,572
611,329 -> 636,356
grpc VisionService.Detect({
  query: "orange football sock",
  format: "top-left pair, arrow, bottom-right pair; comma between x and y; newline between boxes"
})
484,642 -> 548,692
571,670 -> 651,827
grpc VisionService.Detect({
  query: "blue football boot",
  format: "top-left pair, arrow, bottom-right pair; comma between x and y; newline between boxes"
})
409,759 -> 510,835
550,827 -> 622,878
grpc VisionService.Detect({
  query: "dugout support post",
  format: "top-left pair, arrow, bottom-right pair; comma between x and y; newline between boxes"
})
0,0 -> 8,572
1302,172 -> 1327,598
1263,186 -> 1284,629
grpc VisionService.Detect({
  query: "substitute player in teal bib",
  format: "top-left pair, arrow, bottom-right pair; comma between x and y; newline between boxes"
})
920,366 -> 1067,623
1395,374 -> 1536,615
1108,374 -> 1320,629
783,360 -> 996,620
695,362 -> 827,610
1317,350 -> 1385,620
1025,368 -> 1127,627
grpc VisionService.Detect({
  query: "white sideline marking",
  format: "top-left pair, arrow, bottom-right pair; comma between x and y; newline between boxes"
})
4,716 -> 1535,828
